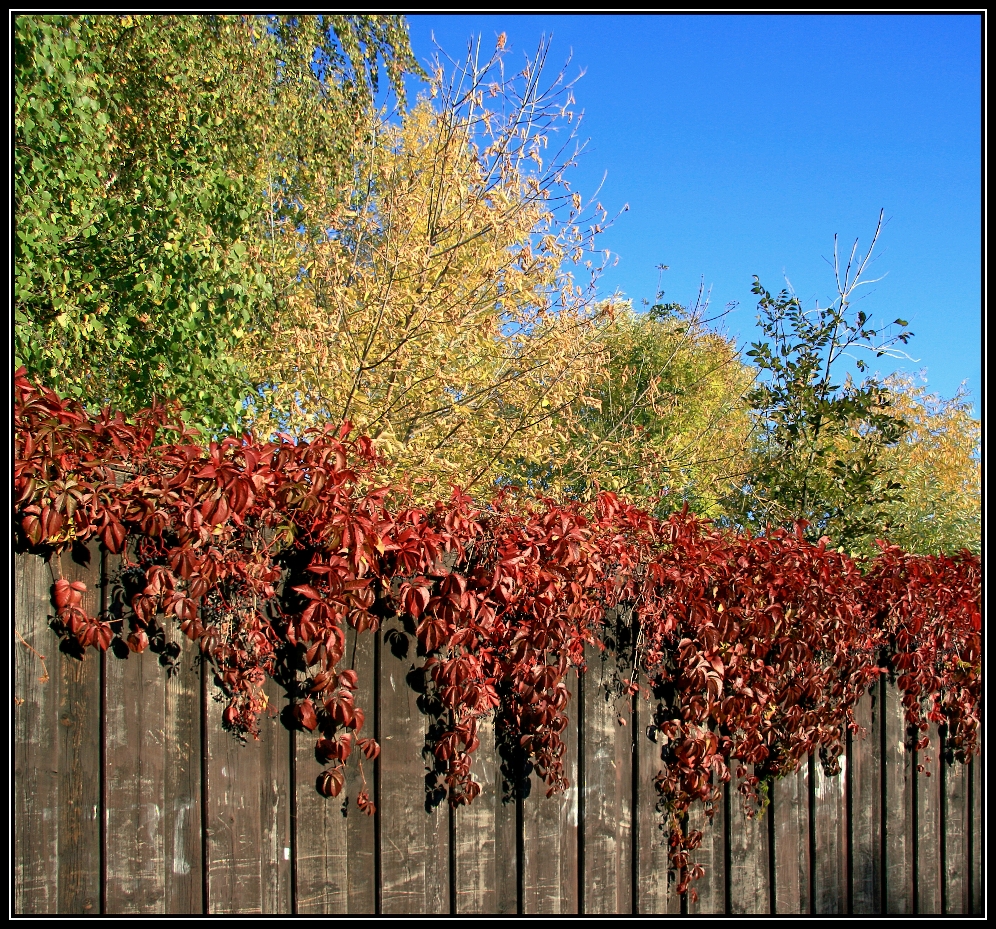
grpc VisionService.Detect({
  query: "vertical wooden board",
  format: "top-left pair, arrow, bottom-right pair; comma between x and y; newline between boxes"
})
103,619 -> 167,913
292,710 -> 347,913
581,646 -> 632,914
163,623 -> 203,914
453,711 -> 498,914
727,767 -> 770,914
378,616 -> 448,914
773,764 -> 809,913
969,746 -> 982,915
813,754 -> 847,913
686,792 -> 725,915
294,625 -> 377,913
850,689 -> 881,914
344,627 -> 377,913
942,756 -> 969,914
634,693 -> 681,914
57,542 -> 103,915
883,678 -> 913,914
522,669 -> 578,914
205,673 -> 292,913
915,726 -> 942,914
14,550 -> 61,914
493,737 -> 518,915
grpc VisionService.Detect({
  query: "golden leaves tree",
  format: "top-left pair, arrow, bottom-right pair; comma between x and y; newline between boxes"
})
874,374 -> 980,555
244,38 -> 616,497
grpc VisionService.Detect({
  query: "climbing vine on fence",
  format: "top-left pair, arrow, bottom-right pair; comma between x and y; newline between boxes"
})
13,369 -> 981,897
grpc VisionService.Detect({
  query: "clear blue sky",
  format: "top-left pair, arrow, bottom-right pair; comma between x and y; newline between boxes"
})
404,13 -> 982,409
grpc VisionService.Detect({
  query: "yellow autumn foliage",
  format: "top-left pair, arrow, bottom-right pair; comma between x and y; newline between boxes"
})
877,373 -> 981,554
243,41 -> 614,498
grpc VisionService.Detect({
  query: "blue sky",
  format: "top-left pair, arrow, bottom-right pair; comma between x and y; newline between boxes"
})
404,13 -> 982,409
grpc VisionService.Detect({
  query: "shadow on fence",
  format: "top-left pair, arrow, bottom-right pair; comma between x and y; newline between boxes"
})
13,544 -> 984,914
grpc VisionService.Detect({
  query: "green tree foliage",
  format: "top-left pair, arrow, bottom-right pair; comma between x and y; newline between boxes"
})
14,14 -> 418,431
735,214 -> 915,551
548,296 -> 753,516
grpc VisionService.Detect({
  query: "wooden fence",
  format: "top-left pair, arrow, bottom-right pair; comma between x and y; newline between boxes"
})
14,542 -> 984,914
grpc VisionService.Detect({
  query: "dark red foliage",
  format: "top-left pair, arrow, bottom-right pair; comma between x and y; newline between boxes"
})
13,368 -> 981,896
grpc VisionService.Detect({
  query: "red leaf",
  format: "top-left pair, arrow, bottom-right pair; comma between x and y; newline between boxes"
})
294,699 -> 319,731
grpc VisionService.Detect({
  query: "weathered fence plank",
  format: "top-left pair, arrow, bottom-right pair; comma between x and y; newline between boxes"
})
57,542 -> 103,915
12,550 -> 982,916
686,782 -> 725,915
850,687 -> 881,914
813,752 -> 847,913
103,596 -> 167,914
942,751 -> 970,914
915,725 -> 943,914
634,689 -> 681,914
453,712 -> 498,914
14,549 -> 61,915
378,615 -> 448,914
773,763 -> 809,913
970,747 -> 982,915
162,621 -> 204,914
581,646 -> 633,914
883,678 -> 914,914
204,673 -> 292,913
294,625 -> 377,913
522,669 -> 578,914
727,766 -> 770,914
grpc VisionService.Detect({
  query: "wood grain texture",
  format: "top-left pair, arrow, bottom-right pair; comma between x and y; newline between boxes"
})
685,788 -> 725,915
915,726 -> 942,914
727,767 -> 770,914
773,763 -> 809,913
57,542 -> 103,915
204,673 -> 292,913
378,615 -> 448,914
294,626 -> 376,913
344,627 -> 378,913
883,678 -> 913,914
14,550 -> 61,914
103,629 -> 167,911
522,668 -> 578,914
634,691 -> 680,914
493,731 -> 519,916
813,752 -> 847,913
969,746 -> 982,915
850,688 -> 881,914
453,711 -> 498,914
942,754 -> 969,914
162,621 -> 204,914
581,645 -> 632,914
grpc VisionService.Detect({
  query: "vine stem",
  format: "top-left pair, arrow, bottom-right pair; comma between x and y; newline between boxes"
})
15,626 -> 50,684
